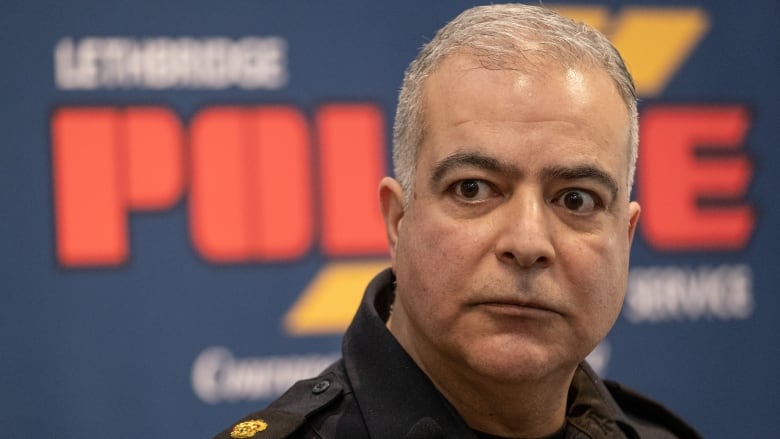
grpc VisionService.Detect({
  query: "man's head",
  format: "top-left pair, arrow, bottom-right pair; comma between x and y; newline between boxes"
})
379,2 -> 642,409
392,4 -> 638,203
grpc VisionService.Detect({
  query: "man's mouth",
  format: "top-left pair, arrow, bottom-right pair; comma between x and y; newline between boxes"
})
474,299 -> 561,317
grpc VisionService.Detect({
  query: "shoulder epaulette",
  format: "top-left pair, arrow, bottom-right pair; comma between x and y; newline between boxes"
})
214,370 -> 344,439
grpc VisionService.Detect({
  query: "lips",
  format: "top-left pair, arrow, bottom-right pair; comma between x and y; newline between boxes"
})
473,299 -> 562,317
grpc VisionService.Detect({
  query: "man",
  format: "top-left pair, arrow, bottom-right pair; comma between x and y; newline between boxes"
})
216,4 -> 700,438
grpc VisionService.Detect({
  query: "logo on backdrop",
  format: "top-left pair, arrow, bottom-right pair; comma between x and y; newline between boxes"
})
48,6 -> 756,402
55,36 -> 288,90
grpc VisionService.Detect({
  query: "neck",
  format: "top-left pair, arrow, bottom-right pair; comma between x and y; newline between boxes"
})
388,313 -> 574,438
429,358 -> 572,437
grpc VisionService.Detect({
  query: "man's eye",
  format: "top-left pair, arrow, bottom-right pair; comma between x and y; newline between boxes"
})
554,190 -> 599,213
452,179 -> 494,201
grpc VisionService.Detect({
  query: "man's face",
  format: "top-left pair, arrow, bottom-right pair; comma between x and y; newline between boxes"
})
380,53 -> 641,385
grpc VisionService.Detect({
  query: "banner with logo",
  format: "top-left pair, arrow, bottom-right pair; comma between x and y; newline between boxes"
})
1,1 -> 777,437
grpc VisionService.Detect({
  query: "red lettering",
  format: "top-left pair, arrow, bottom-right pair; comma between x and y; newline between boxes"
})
53,108 -> 125,266
639,105 -> 754,250
251,107 -> 312,259
189,106 -> 312,262
52,107 -> 183,266
317,104 -> 388,255
125,108 -> 184,209
52,103 -> 388,267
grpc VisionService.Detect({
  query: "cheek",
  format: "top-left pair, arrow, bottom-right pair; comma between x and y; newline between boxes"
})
399,207 -> 489,268
397,228 -> 461,298
561,232 -> 629,316
394,211 -> 492,314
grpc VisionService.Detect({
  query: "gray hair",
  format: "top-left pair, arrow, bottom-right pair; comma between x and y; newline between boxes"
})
392,3 -> 638,202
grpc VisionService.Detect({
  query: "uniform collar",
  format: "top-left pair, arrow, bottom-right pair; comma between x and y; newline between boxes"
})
341,268 -> 637,439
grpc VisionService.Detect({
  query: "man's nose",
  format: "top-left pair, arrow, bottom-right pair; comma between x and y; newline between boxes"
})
494,190 -> 555,268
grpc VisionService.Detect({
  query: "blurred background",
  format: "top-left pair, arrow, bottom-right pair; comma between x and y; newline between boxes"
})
1,0 -> 778,437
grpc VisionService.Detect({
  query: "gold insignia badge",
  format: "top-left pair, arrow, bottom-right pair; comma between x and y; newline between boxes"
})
230,419 -> 268,438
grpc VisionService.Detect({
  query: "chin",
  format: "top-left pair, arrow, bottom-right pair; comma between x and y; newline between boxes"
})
467,344 -> 576,383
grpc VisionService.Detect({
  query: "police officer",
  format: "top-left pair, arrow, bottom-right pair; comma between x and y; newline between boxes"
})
216,4 -> 701,438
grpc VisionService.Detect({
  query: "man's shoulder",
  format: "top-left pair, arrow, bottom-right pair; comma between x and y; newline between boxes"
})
213,362 -> 361,439
603,380 -> 702,439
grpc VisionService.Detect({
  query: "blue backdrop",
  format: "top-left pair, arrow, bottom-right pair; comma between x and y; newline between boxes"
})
1,1 -> 778,437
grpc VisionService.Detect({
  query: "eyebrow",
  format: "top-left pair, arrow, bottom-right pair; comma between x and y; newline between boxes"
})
543,165 -> 620,199
431,151 -> 521,186
430,151 -> 620,198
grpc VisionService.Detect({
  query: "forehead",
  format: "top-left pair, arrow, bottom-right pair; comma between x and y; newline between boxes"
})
419,53 -> 631,182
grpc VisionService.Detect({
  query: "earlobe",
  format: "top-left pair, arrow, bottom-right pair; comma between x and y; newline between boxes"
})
627,201 -> 641,244
378,177 -> 405,262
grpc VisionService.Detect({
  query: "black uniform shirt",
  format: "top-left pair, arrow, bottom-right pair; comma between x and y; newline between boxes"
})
215,269 -> 701,439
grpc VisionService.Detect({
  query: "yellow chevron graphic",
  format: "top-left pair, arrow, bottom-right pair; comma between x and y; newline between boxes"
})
284,260 -> 390,335
552,6 -> 710,97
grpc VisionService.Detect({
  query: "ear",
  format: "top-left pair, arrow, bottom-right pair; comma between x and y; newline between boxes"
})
627,201 -> 641,244
379,177 -> 405,265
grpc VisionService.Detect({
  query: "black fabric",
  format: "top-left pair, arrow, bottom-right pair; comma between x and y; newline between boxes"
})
215,268 -> 701,439
604,381 -> 703,439
213,371 -> 346,439
340,270 -> 475,439
473,422 -> 566,439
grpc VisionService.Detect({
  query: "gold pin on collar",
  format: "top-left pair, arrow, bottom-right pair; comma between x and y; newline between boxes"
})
230,419 -> 268,438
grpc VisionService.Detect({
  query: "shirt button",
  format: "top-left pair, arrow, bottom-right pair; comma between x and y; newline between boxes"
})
312,380 -> 330,394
